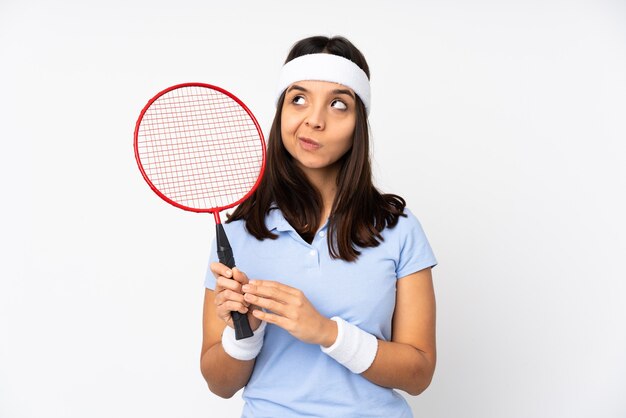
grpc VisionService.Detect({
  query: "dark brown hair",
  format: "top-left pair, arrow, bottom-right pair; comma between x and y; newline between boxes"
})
228,35 -> 405,261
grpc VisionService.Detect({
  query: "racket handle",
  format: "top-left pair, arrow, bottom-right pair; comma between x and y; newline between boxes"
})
216,224 -> 254,340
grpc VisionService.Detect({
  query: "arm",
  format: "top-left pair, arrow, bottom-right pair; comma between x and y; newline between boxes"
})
200,264 -> 262,398
241,267 -> 436,395
361,267 -> 436,395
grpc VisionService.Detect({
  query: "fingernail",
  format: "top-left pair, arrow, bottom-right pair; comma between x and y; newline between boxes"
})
248,280 -> 257,285
242,284 -> 251,292
225,270 -> 232,278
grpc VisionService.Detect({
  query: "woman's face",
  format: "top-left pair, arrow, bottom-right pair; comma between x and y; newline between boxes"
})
280,80 -> 357,176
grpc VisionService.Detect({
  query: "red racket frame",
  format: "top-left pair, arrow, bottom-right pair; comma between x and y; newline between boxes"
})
133,82 -> 266,225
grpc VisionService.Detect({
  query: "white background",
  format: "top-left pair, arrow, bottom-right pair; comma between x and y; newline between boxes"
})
1,1 -> 625,417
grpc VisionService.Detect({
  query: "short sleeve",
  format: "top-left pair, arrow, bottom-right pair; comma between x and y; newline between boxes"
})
204,237 -> 218,290
396,210 -> 438,279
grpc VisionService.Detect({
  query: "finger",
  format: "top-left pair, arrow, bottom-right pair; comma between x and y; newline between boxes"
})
215,288 -> 246,305
215,289 -> 250,310
247,280 -> 300,297
251,309 -> 292,331
216,276 -> 243,294
231,267 -> 249,285
210,262 -> 233,279
244,293 -> 288,316
243,282 -> 299,305
217,300 -> 249,315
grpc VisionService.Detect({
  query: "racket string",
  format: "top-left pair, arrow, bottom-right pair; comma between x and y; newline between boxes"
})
137,86 -> 264,210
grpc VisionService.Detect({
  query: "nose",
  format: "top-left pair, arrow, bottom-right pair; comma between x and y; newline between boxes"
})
304,105 -> 325,130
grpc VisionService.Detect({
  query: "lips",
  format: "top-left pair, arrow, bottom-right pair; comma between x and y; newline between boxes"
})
298,136 -> 321,151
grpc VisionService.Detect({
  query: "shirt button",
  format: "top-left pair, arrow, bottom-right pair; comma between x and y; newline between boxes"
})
309,250 -> 316,256
319,231 -> 326,237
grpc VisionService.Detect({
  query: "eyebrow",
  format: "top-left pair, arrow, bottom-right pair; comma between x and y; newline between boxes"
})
287,84 -> 355,100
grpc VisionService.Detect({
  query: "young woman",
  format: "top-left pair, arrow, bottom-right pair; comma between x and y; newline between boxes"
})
200,35 -> 437,418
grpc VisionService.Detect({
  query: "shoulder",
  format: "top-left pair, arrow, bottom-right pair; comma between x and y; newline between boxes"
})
383,207 -> 437,276
383,207 -> 427,240
221,217 -> 255,245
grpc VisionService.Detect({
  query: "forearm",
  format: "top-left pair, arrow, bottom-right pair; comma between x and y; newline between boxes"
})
200,343 -> 255,398
361,340 -> 436,396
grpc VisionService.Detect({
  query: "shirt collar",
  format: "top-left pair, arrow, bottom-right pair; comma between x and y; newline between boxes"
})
265,206 -> 330,233
265,207 -> 294,232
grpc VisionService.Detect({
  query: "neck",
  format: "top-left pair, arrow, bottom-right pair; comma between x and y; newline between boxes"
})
299,164 -> 339,223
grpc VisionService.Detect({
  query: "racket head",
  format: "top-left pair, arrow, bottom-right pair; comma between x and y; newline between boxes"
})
134,83 -> 266,214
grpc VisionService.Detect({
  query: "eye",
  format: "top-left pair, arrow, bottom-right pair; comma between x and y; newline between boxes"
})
331,99 -> 347,110
292,95 -> 306,105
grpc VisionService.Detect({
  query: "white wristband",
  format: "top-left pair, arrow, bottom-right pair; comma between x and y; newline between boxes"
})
321,317 -> 378,374
221,321 -> 266,361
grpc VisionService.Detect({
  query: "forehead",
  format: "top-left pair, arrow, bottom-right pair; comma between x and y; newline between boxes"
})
287,80 -> 355,97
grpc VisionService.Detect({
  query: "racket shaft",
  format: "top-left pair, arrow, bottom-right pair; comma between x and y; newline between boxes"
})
216,224 -> 254,340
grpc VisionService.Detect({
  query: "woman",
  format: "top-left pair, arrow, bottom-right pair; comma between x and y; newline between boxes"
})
200,35 -> 437,418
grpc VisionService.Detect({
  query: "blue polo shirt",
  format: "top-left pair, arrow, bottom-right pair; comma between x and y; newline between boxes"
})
205,207 -> 437,418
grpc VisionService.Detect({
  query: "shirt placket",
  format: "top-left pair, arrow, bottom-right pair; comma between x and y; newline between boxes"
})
285,223 -> 328,270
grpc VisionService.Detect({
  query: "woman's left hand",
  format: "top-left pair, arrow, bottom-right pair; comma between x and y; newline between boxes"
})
241,280 -> 337,347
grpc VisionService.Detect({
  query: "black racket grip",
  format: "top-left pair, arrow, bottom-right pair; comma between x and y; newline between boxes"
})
216,224 -> 254,340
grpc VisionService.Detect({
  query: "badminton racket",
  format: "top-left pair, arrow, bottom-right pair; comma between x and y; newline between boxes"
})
134,82 -> 266,340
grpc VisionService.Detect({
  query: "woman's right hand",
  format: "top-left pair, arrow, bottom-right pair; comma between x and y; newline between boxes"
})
210,262 -> 263,332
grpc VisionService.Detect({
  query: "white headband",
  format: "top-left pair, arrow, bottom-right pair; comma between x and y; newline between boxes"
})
275,53 -> 371,115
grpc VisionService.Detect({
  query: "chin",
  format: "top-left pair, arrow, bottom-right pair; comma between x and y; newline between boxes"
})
297,158 -> 340,172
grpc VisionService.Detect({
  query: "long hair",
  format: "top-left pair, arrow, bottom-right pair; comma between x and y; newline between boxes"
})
228,35 -> 405,262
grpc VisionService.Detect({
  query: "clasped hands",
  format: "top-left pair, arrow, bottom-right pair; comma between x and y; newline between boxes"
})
211,262 -> 337,347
